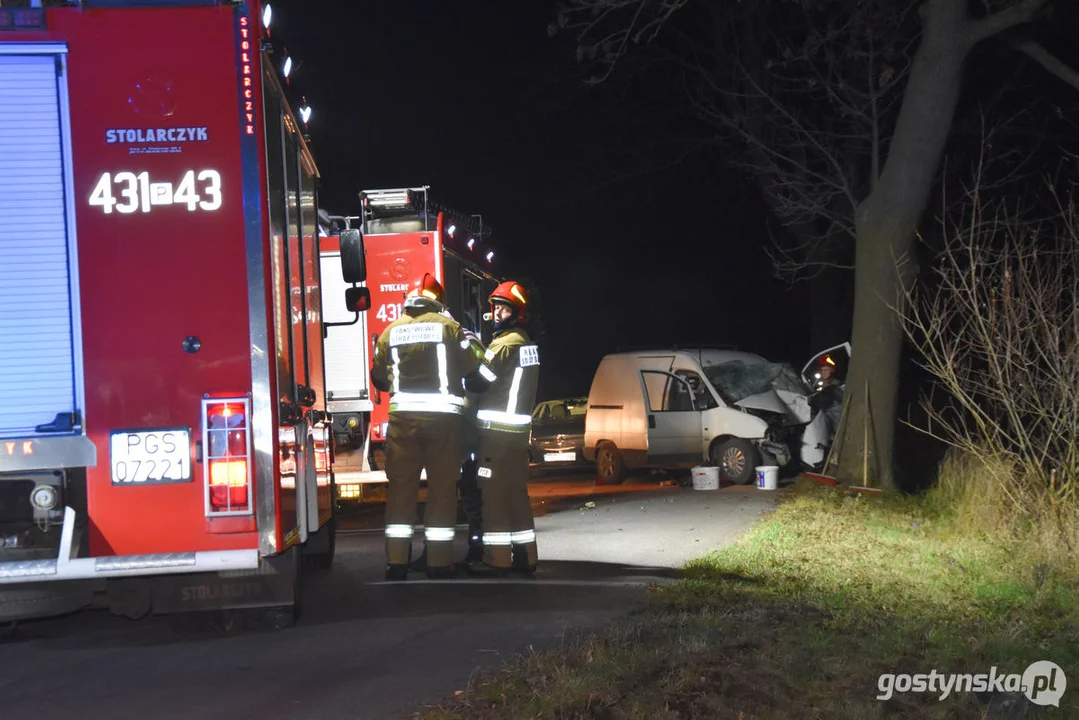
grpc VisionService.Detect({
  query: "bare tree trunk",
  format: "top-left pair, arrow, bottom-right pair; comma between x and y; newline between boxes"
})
835,0 -> 971,489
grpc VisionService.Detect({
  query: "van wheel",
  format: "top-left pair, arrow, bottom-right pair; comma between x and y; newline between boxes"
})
710,438 -> 759,485
595,443 -> 626,485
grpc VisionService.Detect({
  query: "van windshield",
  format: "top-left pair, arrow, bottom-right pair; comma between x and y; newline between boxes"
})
703,361 -> 810,404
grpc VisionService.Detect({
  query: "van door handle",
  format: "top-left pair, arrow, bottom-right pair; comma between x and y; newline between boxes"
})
648,414 -> 656,429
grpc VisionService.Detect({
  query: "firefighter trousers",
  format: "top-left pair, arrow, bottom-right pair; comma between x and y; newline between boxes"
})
383,412 -> 463,569
475,429 -> 537,569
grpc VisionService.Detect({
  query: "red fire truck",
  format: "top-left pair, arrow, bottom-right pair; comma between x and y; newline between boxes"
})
0,0 -> 369,626
318,187 -> 501,495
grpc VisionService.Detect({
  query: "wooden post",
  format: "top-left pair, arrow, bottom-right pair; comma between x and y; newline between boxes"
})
821,391 -> 853,479
863,379 -> 869,488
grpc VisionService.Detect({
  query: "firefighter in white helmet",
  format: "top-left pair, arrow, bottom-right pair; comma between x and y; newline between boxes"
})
468,281 -> 541,577
370,273 -> 494,580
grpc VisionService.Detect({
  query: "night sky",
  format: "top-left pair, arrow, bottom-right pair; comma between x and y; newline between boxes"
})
271,1 -> 812,401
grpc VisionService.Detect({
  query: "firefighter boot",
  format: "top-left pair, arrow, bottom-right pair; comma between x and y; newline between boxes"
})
418,551 -> 461,577
512,546 -> 537,576
386,543 -> 412,581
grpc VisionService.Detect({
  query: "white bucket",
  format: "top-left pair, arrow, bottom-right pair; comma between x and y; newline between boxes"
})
755,465 -> 779,490
691,466 -> 720,491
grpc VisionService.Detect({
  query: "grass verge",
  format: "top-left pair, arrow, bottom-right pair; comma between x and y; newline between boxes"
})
423,473 -> 1079,719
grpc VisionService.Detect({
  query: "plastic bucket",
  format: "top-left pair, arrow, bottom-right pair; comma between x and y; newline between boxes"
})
691,466 -> 720,491
755,465 -> 779,490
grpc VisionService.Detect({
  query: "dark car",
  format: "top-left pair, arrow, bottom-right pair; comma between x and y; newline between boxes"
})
528,397 -> 591,468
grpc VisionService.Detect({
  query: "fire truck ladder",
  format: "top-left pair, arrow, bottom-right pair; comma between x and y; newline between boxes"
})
358,187 -> 489,245
359,186 -> 432,226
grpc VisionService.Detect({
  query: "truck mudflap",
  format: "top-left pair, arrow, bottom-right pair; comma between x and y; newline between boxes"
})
149,546 -> 299,616
0,506 -> 258,585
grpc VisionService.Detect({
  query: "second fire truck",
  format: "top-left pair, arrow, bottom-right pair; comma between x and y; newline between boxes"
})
318,187 -> 501,495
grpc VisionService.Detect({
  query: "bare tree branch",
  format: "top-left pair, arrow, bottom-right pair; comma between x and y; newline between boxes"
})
1013,39 -> 1079,92
554,0 -> 688,83
895,145 -> 1079,506
554,0 -> 1065,290
966,0 -> 1051,45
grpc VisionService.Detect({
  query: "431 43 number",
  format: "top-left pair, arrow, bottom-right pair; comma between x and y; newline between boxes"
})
89,169 -> 222,214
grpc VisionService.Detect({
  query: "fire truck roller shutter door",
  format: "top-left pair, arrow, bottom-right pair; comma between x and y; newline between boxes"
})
0,51 -> 83,443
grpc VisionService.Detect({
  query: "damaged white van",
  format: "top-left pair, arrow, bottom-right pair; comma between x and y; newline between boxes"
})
582,345 -> 849,485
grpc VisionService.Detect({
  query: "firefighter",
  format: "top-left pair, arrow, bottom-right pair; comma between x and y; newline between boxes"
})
370,273 -> 492,580
409,312 -> 489,571
468,281 -> 541,577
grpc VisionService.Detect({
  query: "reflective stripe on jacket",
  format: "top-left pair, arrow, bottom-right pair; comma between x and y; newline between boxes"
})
476,328 -> 539,433
371,298 -> 481,414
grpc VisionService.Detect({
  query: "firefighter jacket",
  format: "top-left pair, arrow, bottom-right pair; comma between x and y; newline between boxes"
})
371,297 -> 488,415
476,327 -> 539,434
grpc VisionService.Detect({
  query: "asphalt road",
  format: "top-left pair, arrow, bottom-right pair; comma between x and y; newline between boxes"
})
0,474 -> 779,720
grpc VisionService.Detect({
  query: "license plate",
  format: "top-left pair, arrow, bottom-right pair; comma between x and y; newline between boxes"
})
110,429 -> 191,484
544,452 -> 576,462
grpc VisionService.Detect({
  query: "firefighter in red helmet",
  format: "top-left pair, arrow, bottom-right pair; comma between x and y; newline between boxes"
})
468,281 -> 541,577
371,273 -> 493,580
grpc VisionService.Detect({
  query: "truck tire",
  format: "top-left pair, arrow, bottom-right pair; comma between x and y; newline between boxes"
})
595,443 -> 626,485
710,437 -> 759,485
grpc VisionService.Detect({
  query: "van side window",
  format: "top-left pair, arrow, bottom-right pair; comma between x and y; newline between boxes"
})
675,370 -> 718,410
641,371 -> 695,412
